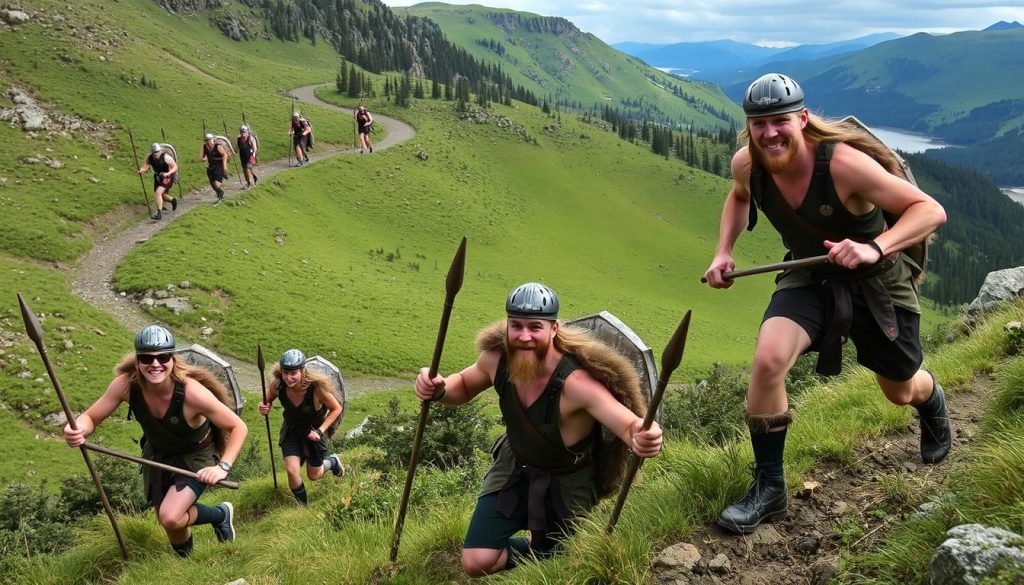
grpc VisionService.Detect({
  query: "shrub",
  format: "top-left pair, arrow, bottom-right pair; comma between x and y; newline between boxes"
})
662,362 -> 747,446
59,456 -> 146,520
0,480 -> 76,565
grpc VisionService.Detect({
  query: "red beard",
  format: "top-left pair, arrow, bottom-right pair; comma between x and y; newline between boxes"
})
505,337 -> 551,386
751,137 -> 798,173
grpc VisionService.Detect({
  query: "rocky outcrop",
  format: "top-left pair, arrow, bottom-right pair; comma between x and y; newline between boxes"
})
488,12 -> 580,38
153,0 -> 223,13
214,12 -> 249,41
931,524 -> 1024,584
1,8 -> 30,24
967,267 -> 1024,312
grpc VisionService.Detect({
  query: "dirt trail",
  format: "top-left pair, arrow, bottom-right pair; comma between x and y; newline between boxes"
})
71,84 -> 413,396
652,378 -> 990,585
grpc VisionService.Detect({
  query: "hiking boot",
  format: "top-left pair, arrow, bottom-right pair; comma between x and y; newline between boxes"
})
212,502 -> 235,543
328,454 -> 344,478
214,193 -> 225,206
304,155 -> 309,162
717,467 -> 788,534
919,382 -> 952,464
150,210 -> 162,221
170,197 -> 178,211
369,146 -> 373,153
253,174 -> 258,184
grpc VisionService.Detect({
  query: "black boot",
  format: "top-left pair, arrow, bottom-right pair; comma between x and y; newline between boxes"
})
717,466 -> 788,534
918,379 -> 952,464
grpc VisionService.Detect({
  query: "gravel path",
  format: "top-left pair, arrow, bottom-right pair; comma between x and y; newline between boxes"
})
71,84 -> 415,396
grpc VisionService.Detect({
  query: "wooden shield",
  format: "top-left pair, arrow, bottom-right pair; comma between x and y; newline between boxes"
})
303,355 -> 347,437
175,343 -> 243,414
566,311 -> 660,422
212,135 -> 234,158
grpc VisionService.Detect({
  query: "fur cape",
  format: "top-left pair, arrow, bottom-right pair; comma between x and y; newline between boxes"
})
115,354 -> 235,454
476,320 -> 649,499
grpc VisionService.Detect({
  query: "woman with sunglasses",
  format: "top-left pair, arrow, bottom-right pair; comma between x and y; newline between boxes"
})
63,325 -> 248,557
258,349 -> 344,505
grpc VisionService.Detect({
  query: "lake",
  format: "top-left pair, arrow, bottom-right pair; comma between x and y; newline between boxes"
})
868,126 -> 953,153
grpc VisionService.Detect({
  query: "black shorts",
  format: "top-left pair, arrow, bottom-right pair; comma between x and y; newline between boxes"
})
154,172 -> 177,191
279,424 -> 328,467
292,134 -> 310,148
463,481 -> 571,556
206,166 -> 228,183
763,285 -> 922,381
358,125 -> 371,135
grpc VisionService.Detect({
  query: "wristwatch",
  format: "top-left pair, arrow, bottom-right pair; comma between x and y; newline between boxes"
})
217,461 -> 232,472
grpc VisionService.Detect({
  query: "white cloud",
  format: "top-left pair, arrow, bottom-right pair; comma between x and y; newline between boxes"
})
381,0 -> 1024,45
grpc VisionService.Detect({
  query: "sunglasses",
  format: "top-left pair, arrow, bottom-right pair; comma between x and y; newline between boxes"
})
137,353 -> 173,365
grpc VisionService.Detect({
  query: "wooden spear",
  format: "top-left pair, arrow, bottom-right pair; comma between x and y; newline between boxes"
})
222,120 -> 244,188
17,293 -> 131,559
256,344 -> 279,491
126,127 -> 153,216
606,309 -> 692,533
390,236 -> 468,562
700,255 -> 829,283
81,441 -> 238,489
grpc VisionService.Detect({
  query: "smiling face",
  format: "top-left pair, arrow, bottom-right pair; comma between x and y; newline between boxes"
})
504,317 -> 558,385
747,109 -> 808,173
282,367 -> 304,389
136,352 -> 173,385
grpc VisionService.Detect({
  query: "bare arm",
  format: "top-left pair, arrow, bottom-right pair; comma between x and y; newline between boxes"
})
165,155 -> 178,175
824,143 -> 947,269
309,384 -> 343,441
703,148 -> 754,288
413,350 -> 498,406
258,377 -> 280,415
184,379 -> 248,484
563,371 -> 662,458
63,375 -> 130,447
138,156 -> 152,175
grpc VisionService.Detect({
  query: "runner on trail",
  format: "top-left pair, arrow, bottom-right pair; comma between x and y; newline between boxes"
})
289,112 -> 312,166
200,133 -> 229,204
237,125 -> 258,189
138,142 -> 178,221
258,349 -> 344,505
62,325 -> 247,557
355,106 -> 373,153
413,282 -> 663,576
702,73 -> 951,535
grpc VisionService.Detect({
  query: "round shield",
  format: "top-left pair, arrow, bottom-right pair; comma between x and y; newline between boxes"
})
157,143 -> 177,163
566,311 -> 661,422
174,343 -> 243,414
212,135 -> 235,157
303,355 -> 347,437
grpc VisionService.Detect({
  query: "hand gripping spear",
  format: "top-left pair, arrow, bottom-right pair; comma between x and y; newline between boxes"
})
256,344 -> 279,491
700,255 -> 828,283
17,293 -> 131,559
390,236 -> 468,562
126,127 -> 154,216
606,309 -> 692,533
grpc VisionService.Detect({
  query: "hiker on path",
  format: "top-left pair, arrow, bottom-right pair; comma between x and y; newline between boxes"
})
289,112 -> 312,166
62,325 -> 247,557
702,73 -> 950,535
355,105 -> 373,153
413,282 -> 663,576
237,125 -> 258,189
258,349 -> 344,505
138,143 -> 178,221
200,133 -> 229,204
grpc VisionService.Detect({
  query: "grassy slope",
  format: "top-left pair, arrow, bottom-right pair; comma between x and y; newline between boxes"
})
399,2 -> 739,129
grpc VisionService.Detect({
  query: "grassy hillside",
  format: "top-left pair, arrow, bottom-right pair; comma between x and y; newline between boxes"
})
397,2 -> 741,131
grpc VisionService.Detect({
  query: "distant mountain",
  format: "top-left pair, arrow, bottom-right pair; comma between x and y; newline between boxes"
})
613,34 -> 900,81
398,3 -> 742,130
984,20 -> 1022,31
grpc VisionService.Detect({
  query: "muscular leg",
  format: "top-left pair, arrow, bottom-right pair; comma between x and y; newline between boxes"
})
747,317 -> 812,414
876,369 -> 934,406
878,370 -> 951,463
156,485 -> 200,548
462,548 -> 507,578
306,464 -> 325,482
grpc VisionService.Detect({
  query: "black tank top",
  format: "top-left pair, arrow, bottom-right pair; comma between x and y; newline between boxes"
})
277,380 -> 327,429
203,143 -> 225,167
129,380 -> 211,455
149,152 -> 170,174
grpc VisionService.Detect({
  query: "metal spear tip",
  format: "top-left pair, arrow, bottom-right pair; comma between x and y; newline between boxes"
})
659,310 -> 692,376
17,293 -> 43,346
444,237 -> 468,297
256,342 -> 265,371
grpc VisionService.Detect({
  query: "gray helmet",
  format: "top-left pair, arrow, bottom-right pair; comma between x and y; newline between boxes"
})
150,142 -> 161,153
204,133 -> 214,140
292,111 -> 300,118
743,73 -> 805,117
506,282 -> 559,320
135,325 -> 175,352
239,124 -> 249,133
280,349 -> 306,370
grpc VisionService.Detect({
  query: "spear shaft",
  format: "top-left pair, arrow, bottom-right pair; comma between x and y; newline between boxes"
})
700,255 -> 829,283
256,344 -> 279,491
82,441 -> 238,489
222,120 -> 244,188
126,127 -> 153,215
17,293 -> 130,559
390,237 -> 467,562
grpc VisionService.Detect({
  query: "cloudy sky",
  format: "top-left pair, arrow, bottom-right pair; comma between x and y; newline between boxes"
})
380,1 -> 1024,46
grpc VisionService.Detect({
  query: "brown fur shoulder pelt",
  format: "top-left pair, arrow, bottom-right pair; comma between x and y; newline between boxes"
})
476,320 -> 648,499
116,353 -> 234,454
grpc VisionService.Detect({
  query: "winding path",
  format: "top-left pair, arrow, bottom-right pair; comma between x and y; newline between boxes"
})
71,84 -> 415,395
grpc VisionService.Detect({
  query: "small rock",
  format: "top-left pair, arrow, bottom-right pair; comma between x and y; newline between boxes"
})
810,556 -> 840,585
2,9 -> 30,25
44,412 -> 67,427
89,177 -> 99,183
223,579 -> 248,585
48,159 -> 63,169
58,326 -> 74,333
153,289 -> 170,299
91,327 -> 106,336
62,339 -> 74,350
707,553 -> 731,574
794,535 -> 821,555
179,280 -> 191,289
201,327 -> 214,337
140,298 -> 155,308
747,524 -> 784,545
653,542 -> 702,573
901,461 -> 918,473
797,480 -> 822,499
830,501 -> 850,516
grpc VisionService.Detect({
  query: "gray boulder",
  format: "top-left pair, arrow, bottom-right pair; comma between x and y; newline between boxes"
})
967,267 -> 1024,313
931,524 -> 1024,584
2,9 -> 30,25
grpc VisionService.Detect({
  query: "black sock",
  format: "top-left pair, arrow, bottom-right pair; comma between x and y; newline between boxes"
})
916,379 -> 942,416
193,502 -> 225,526
171,535 -> 193,558
505,536 -> 530,569
751,427 -> 788,482
291,484 -> 308,505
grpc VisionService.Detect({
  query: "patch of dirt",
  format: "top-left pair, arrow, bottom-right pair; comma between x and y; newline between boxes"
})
652,377 -> 992,585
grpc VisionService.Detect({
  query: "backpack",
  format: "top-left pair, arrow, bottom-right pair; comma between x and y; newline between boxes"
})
300,117 -> 314,149
748,115 -> 929,283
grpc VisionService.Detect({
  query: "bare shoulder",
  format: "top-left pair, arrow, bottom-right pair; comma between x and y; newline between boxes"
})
182,377 -> 218,405
562,367 -> 611,406
108,373 -> 132,400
